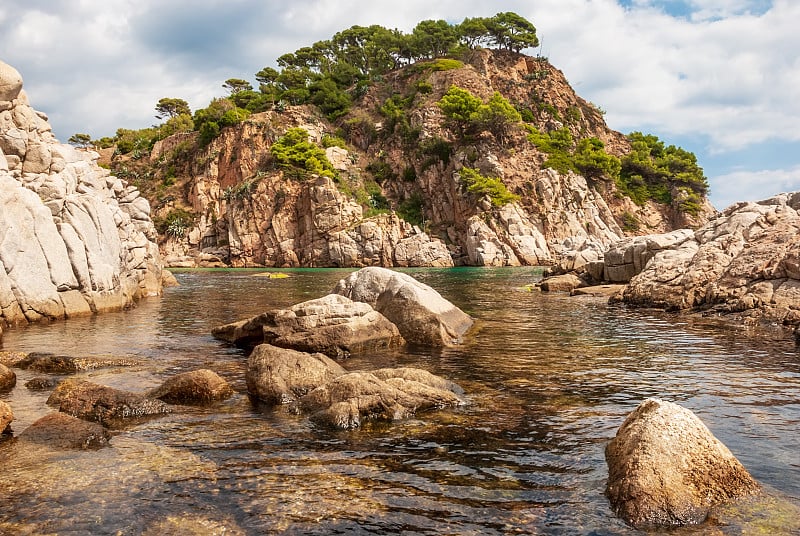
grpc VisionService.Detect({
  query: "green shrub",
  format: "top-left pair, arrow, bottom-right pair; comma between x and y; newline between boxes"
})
397,193 -> 425,226
459,167 -> 519,207
270,128 -> 334,178
365,160 -> 396,184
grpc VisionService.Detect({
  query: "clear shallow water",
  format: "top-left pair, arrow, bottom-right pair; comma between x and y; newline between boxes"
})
1,267 -> 799,535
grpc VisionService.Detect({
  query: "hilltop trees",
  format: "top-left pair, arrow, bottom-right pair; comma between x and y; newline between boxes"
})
155,98 -> 190,119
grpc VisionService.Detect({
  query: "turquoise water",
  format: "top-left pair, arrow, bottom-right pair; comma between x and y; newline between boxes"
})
1,267 -> 798,534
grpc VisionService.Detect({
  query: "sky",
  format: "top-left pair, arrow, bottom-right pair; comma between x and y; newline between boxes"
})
1,0 -> 798,210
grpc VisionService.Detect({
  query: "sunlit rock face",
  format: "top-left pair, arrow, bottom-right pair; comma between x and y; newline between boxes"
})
0,60 -> 165,327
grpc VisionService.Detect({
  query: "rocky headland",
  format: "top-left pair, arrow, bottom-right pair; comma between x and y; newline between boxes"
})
0,60 -> 168,333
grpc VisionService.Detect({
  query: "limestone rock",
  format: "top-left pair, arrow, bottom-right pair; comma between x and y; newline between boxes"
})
18,412 -> 110,449
246,344 -> 347,405
622,193 -> 800,328
214,294 -> 404,357
47,379 -> 172,427
300,369 -> 465,430
0,61 -> 23,101
333,266 -> 473,346
539,273 -> 583,292
148,369 -> 234,404
606,398 -> 760,528
0,400 -> 12,434
0,362 -> 15,391
0,61 -> 164,327
603,228 -> 696,283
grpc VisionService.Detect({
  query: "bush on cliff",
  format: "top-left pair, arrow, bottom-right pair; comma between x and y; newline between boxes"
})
270,128 -> 334,178
459,167 -> 519,207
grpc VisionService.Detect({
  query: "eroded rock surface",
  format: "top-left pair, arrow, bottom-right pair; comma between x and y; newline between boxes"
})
606,398 -> 760,528
213,294 -> 404,357
333,266 -> 473,346
47,379 -> 172,427
0,60 -> 164,327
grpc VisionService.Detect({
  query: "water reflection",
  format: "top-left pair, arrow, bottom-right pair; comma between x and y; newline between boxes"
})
1,267 -> 799,534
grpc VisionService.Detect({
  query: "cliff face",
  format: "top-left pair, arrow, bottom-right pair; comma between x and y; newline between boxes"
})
0,61 -> 164,329
132,49 -> 715,268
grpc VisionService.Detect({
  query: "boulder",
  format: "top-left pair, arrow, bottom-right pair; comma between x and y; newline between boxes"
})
333,267 -> 473,346
606,398 -> 760,528
18,412 -> 110,449
300,369 -> 465,430
47,379 -> 172,427
0,400 -> 12,434
0,362 -> 15,391
538,273 -> 583,292
12,352 -> 139,373
25,377 -> 57,390
148,369 -> 233,404
214,294 -> 404,358
0,61 -> 23,101
603,229 -> 697,283
246,344 -> 347,405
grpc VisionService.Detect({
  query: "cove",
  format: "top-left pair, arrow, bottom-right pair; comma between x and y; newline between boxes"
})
1,267 -> 799,534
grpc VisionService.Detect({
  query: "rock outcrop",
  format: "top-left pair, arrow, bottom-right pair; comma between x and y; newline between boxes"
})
213,293 -> 405,357
618,193 -> 800,328
606,398 -> 760,528
0,362 -> 15,391
47,379 -> 172,427
334,267 -> 473,346
148,369 -> 234,404
0,60 -> 164,328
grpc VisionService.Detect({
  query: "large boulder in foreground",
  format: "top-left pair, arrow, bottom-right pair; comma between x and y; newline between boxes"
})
333,267 -> 473,346
18,412 -> 110,449
148,369 -> 234,404
213,294 -> 404,358
246,344 -> 347,405
47,379 -> 172,427
300,369 -> 465,430
606,398 -> 760,528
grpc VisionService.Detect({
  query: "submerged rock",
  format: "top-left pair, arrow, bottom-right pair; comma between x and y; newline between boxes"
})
246,344 -> 347,405
333,266 -> 473,346
47,379 -> 172,427
148,369 -> 234,404
0,400 -> 12,434
12,352 -> 139,373
18,412 -> 110,449
25,377 -> 56,390
213,294 -> 404,358
606,398 -> 760,529
300,369 -> 465,430
0,362 -> 15,391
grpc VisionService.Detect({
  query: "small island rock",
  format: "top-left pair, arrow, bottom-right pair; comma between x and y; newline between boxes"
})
606,398 -> 760,529
333,266 -> 473,346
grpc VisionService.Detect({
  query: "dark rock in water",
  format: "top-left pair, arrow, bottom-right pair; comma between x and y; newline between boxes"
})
14,352 -> 139,373
300,369 -> 465,430
0,362 -> 15,391
246,344 -> 346,405
25,377 -> 56,390
47,379 -> 172,427
606,398 -> 760,529
148,369 -> 234,404
19,412 -> 110,449
213,294 -> 404,358
0,400 -> 12,434
333,266 -> 473,346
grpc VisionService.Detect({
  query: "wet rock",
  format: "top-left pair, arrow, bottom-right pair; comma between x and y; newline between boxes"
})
25,377 -> 56,390
606,398 -> 760,529
300,369 -> 465,430
0,400 -> 12,434
0,362 -> 15,391
142,514 -> 246,536
13,352 -> 139,373
538,273 -> 583,292
148,369 -> 234,404
18,412 -> 110,449
214,294 -> 404,358
47,379 -> 172,427
571,284 -> 626,298
333,266 -> 473,346
246,344 -> 347,405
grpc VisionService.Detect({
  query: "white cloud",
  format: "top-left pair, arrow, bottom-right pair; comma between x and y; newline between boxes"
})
711,165 -> 800,209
